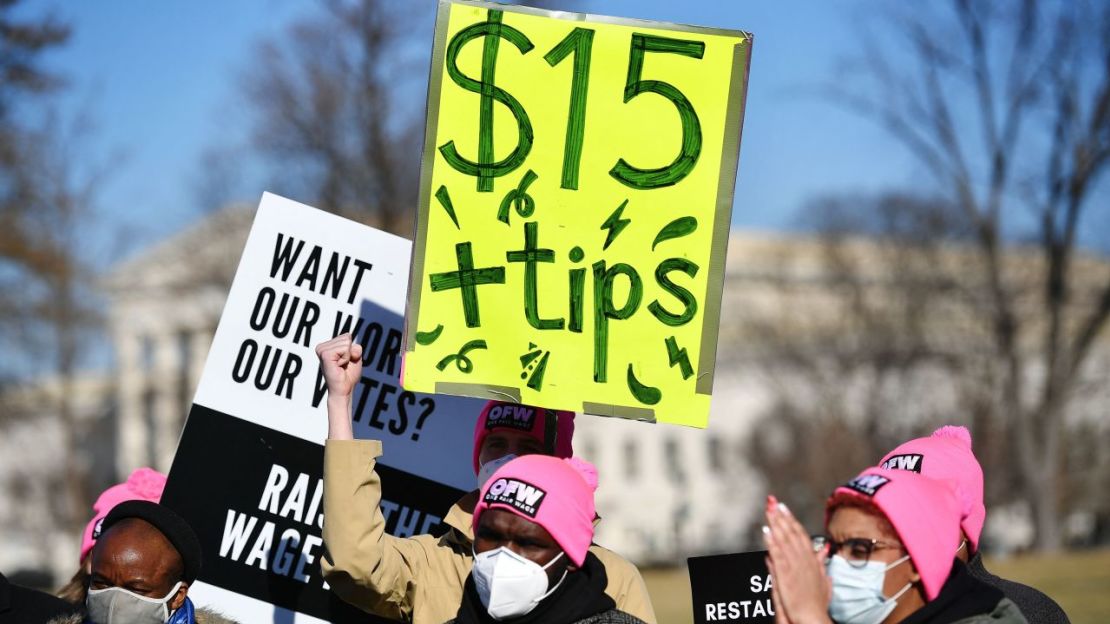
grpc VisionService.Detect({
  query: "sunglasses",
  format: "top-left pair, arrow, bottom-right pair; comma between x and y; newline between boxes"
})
811,535 -> 906,568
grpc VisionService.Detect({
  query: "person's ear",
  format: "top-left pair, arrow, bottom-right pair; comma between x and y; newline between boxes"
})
169,582 -> 189,610
910,570 -> 921,584
565,562 -> 579,574
956,535 -> 971,561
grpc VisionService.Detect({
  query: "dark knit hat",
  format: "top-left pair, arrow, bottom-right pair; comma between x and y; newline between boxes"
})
100,500 -> 202,583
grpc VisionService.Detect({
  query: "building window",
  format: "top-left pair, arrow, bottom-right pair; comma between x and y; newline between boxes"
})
708,435 -> 725,472
142,386 -> 158,465
177,330 -> 193,422
664,437 -> 685,484
177,330 -> 192,374
139,335 -> 155,369
623,439 -> 638,481
581,437 -> 598,464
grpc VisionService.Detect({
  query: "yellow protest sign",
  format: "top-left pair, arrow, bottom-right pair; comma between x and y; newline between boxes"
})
403,0 -> 752,427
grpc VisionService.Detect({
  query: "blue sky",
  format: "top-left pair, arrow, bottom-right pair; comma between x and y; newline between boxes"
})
25,0 -> 923,267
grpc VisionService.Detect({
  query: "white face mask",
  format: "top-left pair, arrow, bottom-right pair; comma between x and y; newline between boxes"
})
477,454 -> 518,490
472,546 -> 567,620
827,554 -> 912,624
86,581 -> 182,624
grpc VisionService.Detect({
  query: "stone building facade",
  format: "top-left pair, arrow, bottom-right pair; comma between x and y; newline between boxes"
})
4,202 -> 1107,582
94,205 -> 783,563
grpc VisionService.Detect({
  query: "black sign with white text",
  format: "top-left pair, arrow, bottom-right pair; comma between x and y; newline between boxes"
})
159,195 -> 484,622
162,404 -> 466,623
688,551 -> 775,624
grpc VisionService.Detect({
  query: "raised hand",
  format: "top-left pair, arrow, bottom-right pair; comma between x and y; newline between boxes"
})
315,333 -> 364,440
763,495 -> 832,624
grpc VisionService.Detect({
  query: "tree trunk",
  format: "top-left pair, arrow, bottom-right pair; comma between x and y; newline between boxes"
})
57,273 -> 89,536
1032,400 -> 1065,552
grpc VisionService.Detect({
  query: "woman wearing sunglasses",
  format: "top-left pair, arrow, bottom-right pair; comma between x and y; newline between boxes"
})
763,468 -> 1027,624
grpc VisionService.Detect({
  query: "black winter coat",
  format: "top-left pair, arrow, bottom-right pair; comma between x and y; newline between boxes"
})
0,573 -> 81,624
966,553 -> 1068,624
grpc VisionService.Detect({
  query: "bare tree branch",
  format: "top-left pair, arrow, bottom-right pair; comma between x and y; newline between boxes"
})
753,0 -> 1110,551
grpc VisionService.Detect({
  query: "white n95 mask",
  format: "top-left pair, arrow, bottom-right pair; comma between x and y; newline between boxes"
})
472,547 -> 566,620
827,554 -> 912,624
477,454 -> 518,490
86,581 -> 182,624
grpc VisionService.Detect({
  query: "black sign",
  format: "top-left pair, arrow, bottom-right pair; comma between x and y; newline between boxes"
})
688,551 -> 775,624
162,404 -> 467,623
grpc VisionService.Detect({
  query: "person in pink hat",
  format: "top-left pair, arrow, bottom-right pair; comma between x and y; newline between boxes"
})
763,468 -> 1027,624
879,426 -> 1068,624
313,334 -> 654,624
55,467 -> 167,605
471,399 -> 575,487
448,455 -> 646,624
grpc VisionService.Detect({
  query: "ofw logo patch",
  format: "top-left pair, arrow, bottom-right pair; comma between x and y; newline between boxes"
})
844,474 -> 890,497
485,404 -> 536,433
484,477 -> 547,518
881,453 -> 924,473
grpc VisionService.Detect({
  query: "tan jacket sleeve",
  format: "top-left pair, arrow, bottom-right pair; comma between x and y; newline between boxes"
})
590,545 -> 657,624
321,439 -> 431,621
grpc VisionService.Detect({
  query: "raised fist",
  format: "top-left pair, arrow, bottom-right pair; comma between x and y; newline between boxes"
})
315,333 -> 364,400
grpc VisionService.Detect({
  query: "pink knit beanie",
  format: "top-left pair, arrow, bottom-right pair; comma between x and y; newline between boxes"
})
829,468 -> 962,601
473,455 -> 597,566
471,400 -> 575,473
879,426 -> 986,550
80,467 -> 167,562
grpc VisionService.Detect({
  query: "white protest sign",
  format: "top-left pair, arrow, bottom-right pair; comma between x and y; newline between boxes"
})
162,193 -> 484,623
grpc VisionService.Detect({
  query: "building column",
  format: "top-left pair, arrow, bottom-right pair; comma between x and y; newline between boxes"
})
154,331 -> 181,473
116,330 -> 149,477
185,327 -> 212,407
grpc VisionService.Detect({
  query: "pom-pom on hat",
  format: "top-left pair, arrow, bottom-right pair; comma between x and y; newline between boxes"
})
473,455 -> 597,567
879,425 -> 985,550
80,467 -> 167,562
828,468 -> 961,601
471,400 -> 575,473
99,500 -> 203,584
